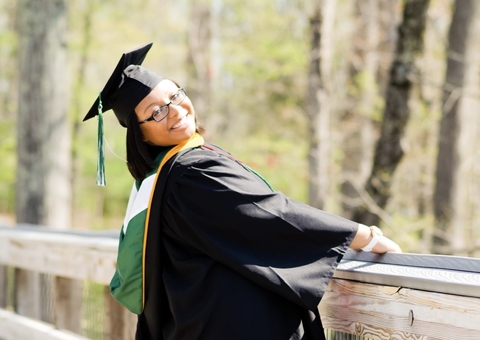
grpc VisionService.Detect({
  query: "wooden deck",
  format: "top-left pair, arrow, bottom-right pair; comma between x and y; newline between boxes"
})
1,225 -> 479,339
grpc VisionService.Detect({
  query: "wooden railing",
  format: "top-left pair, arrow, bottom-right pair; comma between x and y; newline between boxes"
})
321,250 -> 480,339
0,225 -> 136,340
1,225 -> 479,340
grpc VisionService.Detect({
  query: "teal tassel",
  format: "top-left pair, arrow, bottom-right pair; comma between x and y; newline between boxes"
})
96,93 -> 106,186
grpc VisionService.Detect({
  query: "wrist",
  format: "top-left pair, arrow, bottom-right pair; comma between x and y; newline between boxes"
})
361,225 -> 383,252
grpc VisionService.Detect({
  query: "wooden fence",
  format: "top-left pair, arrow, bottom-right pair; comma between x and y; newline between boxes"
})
1,224 -> 479,339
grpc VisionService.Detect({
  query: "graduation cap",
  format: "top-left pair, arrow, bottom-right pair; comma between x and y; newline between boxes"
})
83,42 -> 165,185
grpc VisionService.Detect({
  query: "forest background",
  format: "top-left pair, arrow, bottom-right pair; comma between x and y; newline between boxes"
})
0,0 -> 479,257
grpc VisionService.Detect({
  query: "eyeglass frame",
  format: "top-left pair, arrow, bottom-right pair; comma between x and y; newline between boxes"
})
138,88 -> 187,124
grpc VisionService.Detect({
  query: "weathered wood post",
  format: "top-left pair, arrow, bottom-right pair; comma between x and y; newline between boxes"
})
104,286 -> 137,340
0,266 -> 6,308
15,0 -> 77,332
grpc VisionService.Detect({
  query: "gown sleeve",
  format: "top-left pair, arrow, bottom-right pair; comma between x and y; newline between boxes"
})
162,148 -> 359,310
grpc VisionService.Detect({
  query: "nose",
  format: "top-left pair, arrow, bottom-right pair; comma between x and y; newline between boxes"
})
168,103 -> 184,119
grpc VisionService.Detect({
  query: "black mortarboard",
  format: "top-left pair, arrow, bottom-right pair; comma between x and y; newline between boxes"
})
83,43 -> 165,185
83,42 -> 164,127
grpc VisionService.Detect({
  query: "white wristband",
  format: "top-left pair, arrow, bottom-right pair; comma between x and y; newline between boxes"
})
361,225 -> 383,252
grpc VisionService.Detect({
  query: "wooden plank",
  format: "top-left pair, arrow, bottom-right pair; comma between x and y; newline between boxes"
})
14,269 -> 42,319
0,308 -> 89,340
0,265 -> 6,308
54,277 -> 83,334
104,286 -> 137,340
343,249 -> 480,273
319,279 -> 480,340
2,227 -> 480,339
0,229 -> 118,284
335,259 -> 480,298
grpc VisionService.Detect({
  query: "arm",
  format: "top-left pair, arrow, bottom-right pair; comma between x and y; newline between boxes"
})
164,149 -> 360,310
349,224 -> 402,253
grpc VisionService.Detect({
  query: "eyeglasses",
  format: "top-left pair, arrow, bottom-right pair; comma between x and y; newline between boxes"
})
138,88 -> 187,124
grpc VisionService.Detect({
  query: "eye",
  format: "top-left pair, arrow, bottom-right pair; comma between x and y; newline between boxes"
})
152,107 -> 162,118
171,91 -> 180,101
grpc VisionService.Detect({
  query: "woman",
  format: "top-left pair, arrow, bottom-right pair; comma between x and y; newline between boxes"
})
84,43 -> 401,340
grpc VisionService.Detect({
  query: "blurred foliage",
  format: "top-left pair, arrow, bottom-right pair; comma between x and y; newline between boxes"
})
1,0 -> 478,255
82,281 -> 107,339
219,0 -> 308,135
0,120 -> 15,216
64,0 -> 311,230
217,131 -> 309,202
0,0 -> 17,217
350,70 -> 385,122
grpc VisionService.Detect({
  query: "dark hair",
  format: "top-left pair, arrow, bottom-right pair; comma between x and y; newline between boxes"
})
126,108 -> 205,181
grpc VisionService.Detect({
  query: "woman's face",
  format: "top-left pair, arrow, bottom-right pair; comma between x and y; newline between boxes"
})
135,79 -> 196,146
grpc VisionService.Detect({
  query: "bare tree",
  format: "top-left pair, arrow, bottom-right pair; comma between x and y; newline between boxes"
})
0,0 -> 17,311
306,0 -> 336,209
15,0 -> 75,330
352,0 -> 430,227
16,0 -> 71,229
433,0 -> 477,255
341,0 -> 384,219
457,3 -> 480,257
71,0 -> 95,212
187,0 -> 213,136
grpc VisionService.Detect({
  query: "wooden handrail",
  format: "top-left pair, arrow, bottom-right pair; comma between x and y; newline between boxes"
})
0,308 -> 89,340
0,225 -> 135,340
337,249 -> 480,298
321,250 -> 480,339
1,224 -> 480,339
0,225 -> 118,284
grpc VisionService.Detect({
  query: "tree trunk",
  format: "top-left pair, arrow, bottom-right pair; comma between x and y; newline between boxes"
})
352,0 -> 430,226
15,0 -> 72,327
341,0 -> 382,219
460,4 -> 480,257
0,0 -> 15,306
0,0 -> 17,121
433,0 -> 478,255
71,0 -> 95,225
187,0 -> 213,136
306,0 -> 335,210
16,0 -> 71,229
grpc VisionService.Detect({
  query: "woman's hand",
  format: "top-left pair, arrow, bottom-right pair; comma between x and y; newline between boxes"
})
371,235 -> 402,254
350,224 -> 402,254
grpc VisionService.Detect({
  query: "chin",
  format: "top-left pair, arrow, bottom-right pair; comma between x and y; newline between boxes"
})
174,126 -> 196,143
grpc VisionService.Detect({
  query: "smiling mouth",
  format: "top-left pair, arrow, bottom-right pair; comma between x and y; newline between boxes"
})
171,114 -> 188,129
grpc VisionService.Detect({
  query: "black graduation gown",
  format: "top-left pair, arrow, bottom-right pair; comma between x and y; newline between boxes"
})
136,145 -> 359,340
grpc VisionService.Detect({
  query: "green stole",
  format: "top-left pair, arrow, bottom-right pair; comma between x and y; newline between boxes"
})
110,133 -> 204,314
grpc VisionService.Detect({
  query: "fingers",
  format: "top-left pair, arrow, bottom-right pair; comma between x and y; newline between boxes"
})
372,237 -> 402,254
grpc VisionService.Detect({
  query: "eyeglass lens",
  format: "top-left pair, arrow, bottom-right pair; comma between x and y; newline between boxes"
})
153,89 -> 186,122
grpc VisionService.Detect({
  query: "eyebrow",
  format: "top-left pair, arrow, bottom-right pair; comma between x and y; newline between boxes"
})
142,87 -> 179,116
